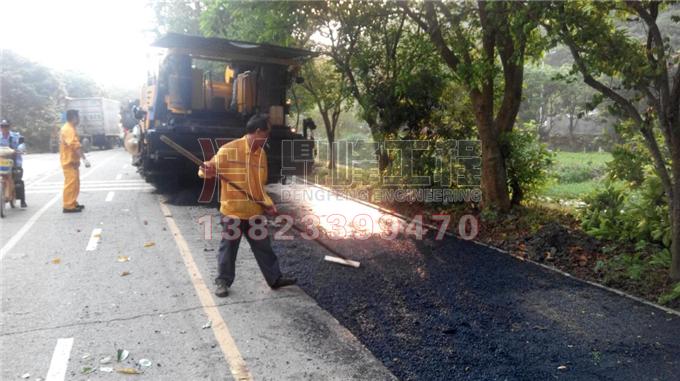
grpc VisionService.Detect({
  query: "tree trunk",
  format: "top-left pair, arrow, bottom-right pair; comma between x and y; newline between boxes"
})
479,134 -> 511,211
319,109 -> 337,170
671,197 -> 680,281
510,178 -> 524,206
327,136 -> 336,169
568,112 -> 576,149
671,158 -> 680,281
473,90 -> 512,212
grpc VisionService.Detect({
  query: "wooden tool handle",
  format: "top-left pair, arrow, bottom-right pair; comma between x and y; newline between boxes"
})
159,134 -> 270,208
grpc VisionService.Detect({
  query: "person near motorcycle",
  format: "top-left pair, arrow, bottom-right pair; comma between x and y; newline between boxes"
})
0,119 -> 26,208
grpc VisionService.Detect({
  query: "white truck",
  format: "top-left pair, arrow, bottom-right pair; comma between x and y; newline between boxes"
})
56,97 -> 122,152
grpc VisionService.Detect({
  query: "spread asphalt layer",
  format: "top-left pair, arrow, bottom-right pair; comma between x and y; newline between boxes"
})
268,183 -> 680,381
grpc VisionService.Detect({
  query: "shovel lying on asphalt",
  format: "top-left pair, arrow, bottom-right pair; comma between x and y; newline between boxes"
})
159,135 -> 360,268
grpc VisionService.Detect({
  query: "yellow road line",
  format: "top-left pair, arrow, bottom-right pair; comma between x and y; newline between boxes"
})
159,202 -> 253,381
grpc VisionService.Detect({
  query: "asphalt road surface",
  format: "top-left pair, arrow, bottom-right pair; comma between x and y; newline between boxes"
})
0,148 -> 393,381
2,148 -> 679,381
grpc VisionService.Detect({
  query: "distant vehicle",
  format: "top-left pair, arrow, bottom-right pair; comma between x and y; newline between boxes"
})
50,97 -> 122,152
128,33 -> 316,184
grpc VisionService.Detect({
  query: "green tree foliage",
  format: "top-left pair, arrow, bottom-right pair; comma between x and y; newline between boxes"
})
402,1 -> 548,209
319,2 -> 449,170
503,122 -> 555,203
520,64 -> 598,145
544,0 -> 680,279
296,58 -> 352,169
201,0 -> 322,46
152,0 -> 204,35
0,50 -> 66,151
61,70 -> 105,98
519,65 -> 564,138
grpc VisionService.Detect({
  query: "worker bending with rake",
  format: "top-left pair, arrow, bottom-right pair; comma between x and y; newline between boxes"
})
199,113 -> 296,297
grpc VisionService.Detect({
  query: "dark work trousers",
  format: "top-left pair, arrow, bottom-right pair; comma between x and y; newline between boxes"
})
216,215 -> 282,287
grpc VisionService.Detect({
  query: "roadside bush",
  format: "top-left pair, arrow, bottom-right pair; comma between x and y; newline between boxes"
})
581,174 -> 670,247
580,181 -> 626,240
504,122 -> 555,203
606,144 -> 649,185
659,282 -> 680,305
597,249 -> 679,306
555,164 -> 606,183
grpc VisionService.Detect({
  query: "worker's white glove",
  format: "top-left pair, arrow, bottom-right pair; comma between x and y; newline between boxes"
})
84,159 -> 91,168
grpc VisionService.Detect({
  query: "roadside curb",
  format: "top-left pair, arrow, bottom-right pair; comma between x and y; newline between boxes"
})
293,178 -> 680,318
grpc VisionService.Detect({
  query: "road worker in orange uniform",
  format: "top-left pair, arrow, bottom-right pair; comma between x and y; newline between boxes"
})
199,113 -> 296,297
60,109 -> 90,213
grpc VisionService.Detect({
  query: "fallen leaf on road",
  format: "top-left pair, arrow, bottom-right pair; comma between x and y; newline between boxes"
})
120,271 -> 131,277
144,241 -> 155,248
81,353 -> 90,360
51,258 -> 61,264
138,359 -> 152,367
116,368 -> 141,375
557,365 -> 568,371
81,367 -> 95,374
100,356 -> 112,364
21,373 -> 30,379
100,367 -> 113,373
202,319 -> 212,329
117,349 -> 130,362
117,256 -> 130,262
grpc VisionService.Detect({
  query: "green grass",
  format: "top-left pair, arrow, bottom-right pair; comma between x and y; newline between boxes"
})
541,151 -> 613,201
542,180 -> 601,199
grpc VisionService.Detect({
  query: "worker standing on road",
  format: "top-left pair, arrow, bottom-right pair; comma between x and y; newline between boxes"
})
199,113 -> 296,297
60,110 -> 90,213
0,119 -> 27,208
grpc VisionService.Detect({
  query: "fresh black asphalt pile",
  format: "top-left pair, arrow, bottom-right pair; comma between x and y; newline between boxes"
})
272,206 -> 680,380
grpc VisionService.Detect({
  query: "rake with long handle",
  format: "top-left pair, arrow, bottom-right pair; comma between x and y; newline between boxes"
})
159,134 -> 357,266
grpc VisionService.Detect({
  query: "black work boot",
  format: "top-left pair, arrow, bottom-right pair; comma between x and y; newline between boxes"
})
271,275 -> 297,290
20,200 -> 27,208
63,207 -> 82,213
215,279 -> 229,297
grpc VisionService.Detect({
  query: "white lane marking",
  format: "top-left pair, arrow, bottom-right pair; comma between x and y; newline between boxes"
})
85,228 -> 103,251
25,168 -> 62,187
45,337 -> 74,381
0,193 -> 60,259
32,180 -> 145,186
1,154 -> 118,260
116,173 -> 122,180
105,191 -> 115,202
27,187 -> 154,195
